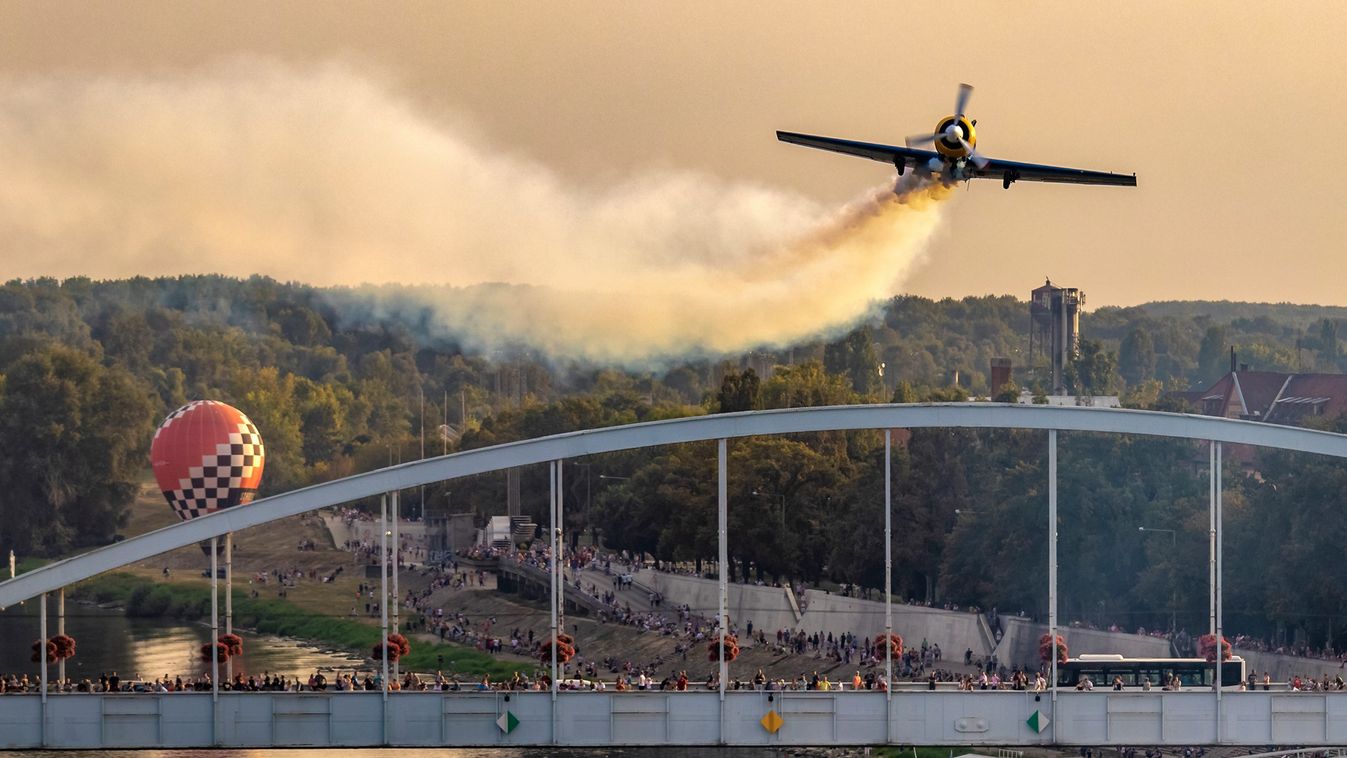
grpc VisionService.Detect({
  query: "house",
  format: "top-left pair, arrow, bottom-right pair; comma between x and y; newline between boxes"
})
1185,370 -> 1347,425
1171,358 -> 1347,471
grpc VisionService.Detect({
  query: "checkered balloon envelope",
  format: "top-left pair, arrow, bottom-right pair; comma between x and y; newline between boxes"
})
151,400 -> 266,525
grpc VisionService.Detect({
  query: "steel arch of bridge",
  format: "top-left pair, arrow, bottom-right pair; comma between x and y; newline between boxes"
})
4,401 -> 1347,608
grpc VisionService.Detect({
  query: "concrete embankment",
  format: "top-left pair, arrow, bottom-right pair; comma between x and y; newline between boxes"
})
641,571 -> 993,659
635,571 -> 1347,680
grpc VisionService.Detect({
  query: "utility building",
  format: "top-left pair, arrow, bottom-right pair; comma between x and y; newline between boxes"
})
1029,279 -> 1084,395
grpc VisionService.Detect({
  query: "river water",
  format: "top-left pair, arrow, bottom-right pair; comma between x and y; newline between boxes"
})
0,602 -> 366,682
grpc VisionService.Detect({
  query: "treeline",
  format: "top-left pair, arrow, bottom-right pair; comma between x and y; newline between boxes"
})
2,276 -> 1347,647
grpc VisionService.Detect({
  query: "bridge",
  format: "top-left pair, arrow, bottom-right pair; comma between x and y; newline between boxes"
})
4,403 -> 1347,749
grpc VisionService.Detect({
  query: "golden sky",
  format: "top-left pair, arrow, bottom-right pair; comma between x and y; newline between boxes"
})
2,0 -> 1343,307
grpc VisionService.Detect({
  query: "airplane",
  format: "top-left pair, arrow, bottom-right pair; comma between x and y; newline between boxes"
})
778,83 -> 1136,190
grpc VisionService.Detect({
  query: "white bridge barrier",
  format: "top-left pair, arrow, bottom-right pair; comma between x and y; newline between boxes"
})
3,691 -> 1347,749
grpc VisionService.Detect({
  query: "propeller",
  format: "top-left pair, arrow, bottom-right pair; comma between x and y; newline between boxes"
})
960,138 -> 989,169
906,83 -> 988,169
954,83 -> 973,119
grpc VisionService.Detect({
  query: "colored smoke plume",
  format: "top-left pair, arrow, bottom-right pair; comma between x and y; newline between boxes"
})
0,60 -> 951,365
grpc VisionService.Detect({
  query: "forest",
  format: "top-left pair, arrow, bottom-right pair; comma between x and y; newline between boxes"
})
2,275 -> 1346,648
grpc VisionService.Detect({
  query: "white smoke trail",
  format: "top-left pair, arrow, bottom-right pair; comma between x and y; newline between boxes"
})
0,61 -> 951,364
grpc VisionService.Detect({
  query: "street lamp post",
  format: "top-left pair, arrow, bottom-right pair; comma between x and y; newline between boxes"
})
1138,526 -> 1178,633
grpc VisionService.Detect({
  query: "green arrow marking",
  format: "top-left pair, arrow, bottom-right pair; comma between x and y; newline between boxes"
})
1026,709 -> 1051,734
496,710 -> 519,734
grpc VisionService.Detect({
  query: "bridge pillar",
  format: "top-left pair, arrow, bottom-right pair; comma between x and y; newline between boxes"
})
225,532 -> 233,683
380,493 -> 389,744
393,491 -> 400,682
210,535 -> 219,745
717,438 -> 728,744
1048,429 -> 1058,743
39,591 -> 47,747
1215,441 -> 1224,740
550,460 -> 561,742
884,429 -> 893,742
58,587 -> 65,687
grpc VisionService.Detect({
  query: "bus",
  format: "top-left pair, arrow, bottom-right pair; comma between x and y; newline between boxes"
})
1055,654 -> 1247,689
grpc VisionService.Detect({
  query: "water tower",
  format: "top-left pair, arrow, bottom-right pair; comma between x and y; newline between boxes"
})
1029,279 -> 1084,395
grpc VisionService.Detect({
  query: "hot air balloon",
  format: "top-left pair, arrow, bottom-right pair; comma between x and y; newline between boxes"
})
151,401 -> 265,523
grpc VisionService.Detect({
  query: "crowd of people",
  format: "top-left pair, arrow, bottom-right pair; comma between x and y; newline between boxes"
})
1230,633 -> 1347,664
26,510 -> 1336,699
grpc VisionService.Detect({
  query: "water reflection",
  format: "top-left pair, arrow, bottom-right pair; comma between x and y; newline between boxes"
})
0,602 -> 365,681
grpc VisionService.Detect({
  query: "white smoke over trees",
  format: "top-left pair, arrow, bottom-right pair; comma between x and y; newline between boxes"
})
0,60 -> 951,365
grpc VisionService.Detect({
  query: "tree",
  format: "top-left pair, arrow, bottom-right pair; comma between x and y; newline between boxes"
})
1197,326 -> 1228,384
0,345 -> 155,554
1067,340 -> 1118,395
1318,319 -> 1339,370
824,328 -> 882,396
992,381 -> 1020,403
891,381 -> 918,404
717,368 -> 760,413
1119,327 -> 1156,386
759,361 -> 855,410
230,367 -> 305,494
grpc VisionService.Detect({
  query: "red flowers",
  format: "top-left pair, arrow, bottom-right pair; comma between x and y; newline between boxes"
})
218,633 -> 244,657
539,633 -> 576,664
1039,634 -> 1068,664
387,633 -> 411,657
1198,634 -> 1231,662
371,633 -> 412,663
30,639 -> 56,664
200,642 -> 230,664
372,641 -> 401,663
50,635 -> 76,660
879,633 -> 904,659
706,634 -> 740,662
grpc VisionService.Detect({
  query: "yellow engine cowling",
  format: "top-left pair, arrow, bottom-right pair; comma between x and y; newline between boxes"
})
932,115 -> 976,160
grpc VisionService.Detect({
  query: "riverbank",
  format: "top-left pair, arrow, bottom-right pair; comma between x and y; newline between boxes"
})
70,573 -> 533,679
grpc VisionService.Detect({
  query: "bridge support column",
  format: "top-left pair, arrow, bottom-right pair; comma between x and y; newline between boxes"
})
57,587 -> 65,687
225,532 -> 232,683
550,460 -> 560,742
1048,429 -> 1058,744
884,429 -> 893,741
380,494 -> 389,744
1208,439 -> 1219,740
210,535 -> 219,745
717,438 -> 727,743
1214,442 -> 1224,740
393,491 -> 400,683
39,591 -> 47,746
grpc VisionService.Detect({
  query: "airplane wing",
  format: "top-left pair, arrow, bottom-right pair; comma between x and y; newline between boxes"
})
776,131 -> 1136,187
969,156 -> 1136,187
776,131 -> 938,167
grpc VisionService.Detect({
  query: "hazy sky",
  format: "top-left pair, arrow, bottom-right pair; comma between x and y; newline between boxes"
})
1,0 -> 1343,309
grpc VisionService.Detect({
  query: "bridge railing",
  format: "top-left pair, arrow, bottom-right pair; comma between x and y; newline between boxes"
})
5,690 -> 1347,750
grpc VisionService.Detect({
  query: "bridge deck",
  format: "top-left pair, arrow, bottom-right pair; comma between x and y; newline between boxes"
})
2,690 -> 1344,749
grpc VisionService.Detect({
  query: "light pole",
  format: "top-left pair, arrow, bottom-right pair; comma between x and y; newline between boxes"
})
751,489 -> 787,527
1139,526 -> 1178,633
